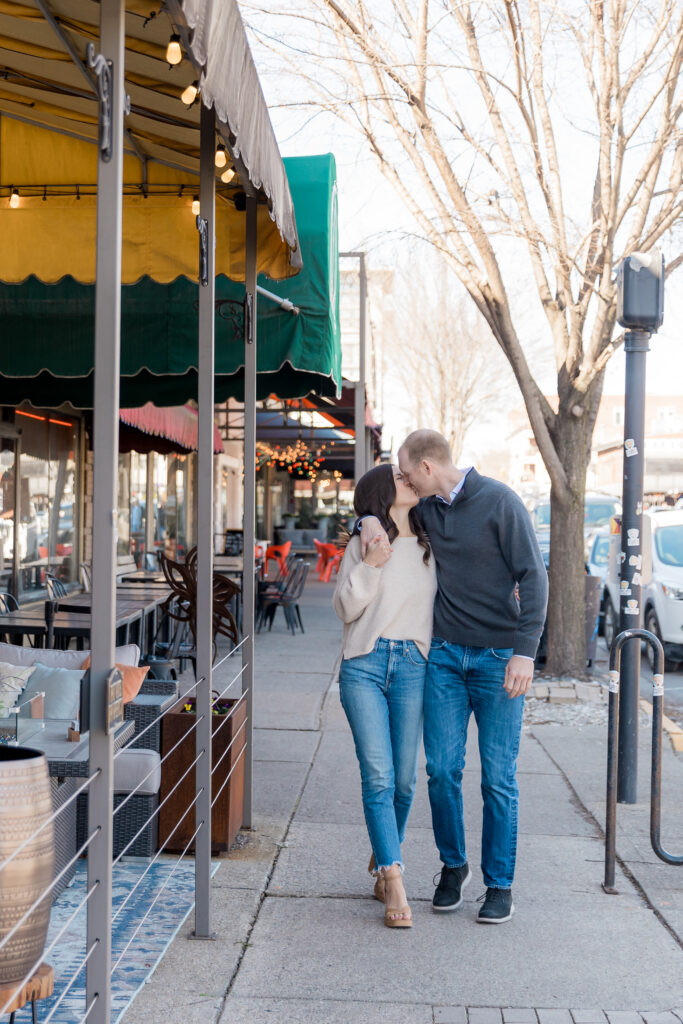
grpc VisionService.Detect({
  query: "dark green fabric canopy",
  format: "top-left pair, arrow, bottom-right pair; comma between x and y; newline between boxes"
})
0,154 -> 341,407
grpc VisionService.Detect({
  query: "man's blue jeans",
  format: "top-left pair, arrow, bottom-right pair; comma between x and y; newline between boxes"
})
339,638 -> 426,871
424,640 -> 524,889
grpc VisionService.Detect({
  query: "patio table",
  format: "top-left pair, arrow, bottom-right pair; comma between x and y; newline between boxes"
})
0,606 -> 145,649
58,591 -> 167,653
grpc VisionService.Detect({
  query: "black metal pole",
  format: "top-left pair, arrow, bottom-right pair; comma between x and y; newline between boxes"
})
617,329 -> 650,803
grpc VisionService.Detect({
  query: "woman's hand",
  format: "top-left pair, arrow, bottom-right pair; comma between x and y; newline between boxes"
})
359,516 -> 389,557
362,535 -> 392,568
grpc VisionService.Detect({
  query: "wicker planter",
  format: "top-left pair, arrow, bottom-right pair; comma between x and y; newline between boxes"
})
158,697 -> 246,854
0,747 -> 54,985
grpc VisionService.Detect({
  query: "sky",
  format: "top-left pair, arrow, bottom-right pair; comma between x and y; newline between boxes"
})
242,1 -> 683,459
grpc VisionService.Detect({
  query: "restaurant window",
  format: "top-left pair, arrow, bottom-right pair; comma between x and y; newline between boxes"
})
117,451 -> 194,567
117,452 -> 149,565
13,406 -> 80,600
151,453 -> 193,562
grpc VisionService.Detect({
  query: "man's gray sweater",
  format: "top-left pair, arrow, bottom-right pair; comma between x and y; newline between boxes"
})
418,469 -> 548,659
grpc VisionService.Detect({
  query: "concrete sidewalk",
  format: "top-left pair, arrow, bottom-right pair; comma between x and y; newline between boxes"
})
132,580 -> 683,1024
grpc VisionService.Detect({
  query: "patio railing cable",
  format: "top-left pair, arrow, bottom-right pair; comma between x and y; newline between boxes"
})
211,635 -> 247,674
112,672 -> 209,761
209,713 -> 248,777
42,940 -> 100,1024
111,789 -> 205,926
112,713 -> 206,817
112,767 -> 207,904
211,743 -> 248,810
0,876 -> 100,1017
109,819 -> 205,978
114,692 -> 186,755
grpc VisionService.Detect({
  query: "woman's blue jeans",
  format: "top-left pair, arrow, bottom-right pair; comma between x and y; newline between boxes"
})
339,638 -> 426,871
424,640 -> 524,889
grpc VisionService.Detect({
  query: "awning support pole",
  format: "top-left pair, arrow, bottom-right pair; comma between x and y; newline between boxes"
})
193,100 -> 216,940
87,0 -> 124,1020
242,195 -> 258,828
355,252 -> 367,482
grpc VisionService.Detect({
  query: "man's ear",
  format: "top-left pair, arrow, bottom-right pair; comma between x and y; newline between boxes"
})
422,460 -> 432,476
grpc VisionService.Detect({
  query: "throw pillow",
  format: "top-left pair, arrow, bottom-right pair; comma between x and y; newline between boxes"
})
0,661 -> 35,713
0,642 -> 140,669
80,657 -> 149,704
21,663 -> 84,721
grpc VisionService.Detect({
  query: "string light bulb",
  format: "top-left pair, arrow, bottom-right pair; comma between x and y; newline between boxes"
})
181,80 -> 198,105
191,195 -> 200,216
220,166 -> 236,184
166,33 -> 182,65
9,188 -> 19,209
214,143 -> 227,169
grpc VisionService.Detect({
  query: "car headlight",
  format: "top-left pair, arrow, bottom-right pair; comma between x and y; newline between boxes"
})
661,583 -> 683,600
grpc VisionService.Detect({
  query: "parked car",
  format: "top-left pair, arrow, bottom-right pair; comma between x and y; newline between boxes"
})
603,509 -> 683,671
586,527 -> 610,635
528,493 -> 621,568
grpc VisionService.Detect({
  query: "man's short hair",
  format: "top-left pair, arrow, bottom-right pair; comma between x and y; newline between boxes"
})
401,429 -> 452,466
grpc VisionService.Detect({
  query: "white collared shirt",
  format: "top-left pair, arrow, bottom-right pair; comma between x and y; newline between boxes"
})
436,467 -> 473,505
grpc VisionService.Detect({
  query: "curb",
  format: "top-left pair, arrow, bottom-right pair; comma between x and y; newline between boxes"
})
530,684 -> 682,755
530,681 -> 608,704
639,697 -> 683,753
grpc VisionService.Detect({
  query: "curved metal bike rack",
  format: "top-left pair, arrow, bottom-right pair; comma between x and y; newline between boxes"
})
604,628 -> 683,893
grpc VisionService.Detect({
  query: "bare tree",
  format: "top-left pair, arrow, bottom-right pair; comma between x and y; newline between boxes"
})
246,0 -> 683,675
390,262 -> 510,462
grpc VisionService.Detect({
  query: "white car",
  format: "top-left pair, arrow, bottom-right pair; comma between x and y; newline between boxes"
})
604,509 -> 683,670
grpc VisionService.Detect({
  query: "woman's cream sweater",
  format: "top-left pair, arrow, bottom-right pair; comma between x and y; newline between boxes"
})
333,535 -> 437,660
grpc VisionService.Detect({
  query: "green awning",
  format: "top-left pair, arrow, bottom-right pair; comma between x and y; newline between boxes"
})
0,155 -> 341,406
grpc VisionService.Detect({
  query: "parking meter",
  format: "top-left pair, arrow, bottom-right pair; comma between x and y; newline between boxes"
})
617,249 -> 665,332
614,248 -> 665,804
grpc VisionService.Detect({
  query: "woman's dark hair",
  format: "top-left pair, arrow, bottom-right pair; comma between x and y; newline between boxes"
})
353,464 -> 430,564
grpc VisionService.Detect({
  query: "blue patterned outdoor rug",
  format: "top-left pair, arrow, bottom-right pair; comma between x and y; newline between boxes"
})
30,858 -> 221,1023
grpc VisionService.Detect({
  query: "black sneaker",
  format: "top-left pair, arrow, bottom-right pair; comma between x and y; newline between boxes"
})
431,863 -> 472,912
476,887 -> 514,923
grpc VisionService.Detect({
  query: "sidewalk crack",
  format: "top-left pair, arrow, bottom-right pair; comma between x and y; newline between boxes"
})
530,730 -> 683,952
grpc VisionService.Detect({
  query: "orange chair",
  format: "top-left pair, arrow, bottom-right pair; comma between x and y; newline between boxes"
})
322,547 -> 343,583
265,541 -> 292,578
313,537 -> 326,575
319,542 -> 340,582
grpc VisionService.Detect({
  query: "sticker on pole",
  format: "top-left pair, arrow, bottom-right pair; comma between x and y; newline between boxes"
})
632,571 -> 642,586
625,438 -> 638,457
629,554 -> 642,568
627,529 -> 640,547
625,599 -> 639,616
609,670 -> 620,693
653,674 -> 664,697
620,580 -> 632,596
636,501 -> 642,516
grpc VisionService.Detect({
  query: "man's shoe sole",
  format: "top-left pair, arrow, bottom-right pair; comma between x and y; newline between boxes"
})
476,902 -> 515,924
431,868 -> 472,912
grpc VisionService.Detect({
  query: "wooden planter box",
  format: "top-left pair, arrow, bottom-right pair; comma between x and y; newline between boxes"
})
158,697 -> 246,854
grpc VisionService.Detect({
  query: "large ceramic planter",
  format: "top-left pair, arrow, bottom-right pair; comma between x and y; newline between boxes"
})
0,747 -> 54,985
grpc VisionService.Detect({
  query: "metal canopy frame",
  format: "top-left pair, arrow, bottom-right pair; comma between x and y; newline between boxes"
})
81,1 -> 259,1017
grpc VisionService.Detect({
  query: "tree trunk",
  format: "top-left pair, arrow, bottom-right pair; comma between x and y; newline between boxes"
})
544,411 -> 591,677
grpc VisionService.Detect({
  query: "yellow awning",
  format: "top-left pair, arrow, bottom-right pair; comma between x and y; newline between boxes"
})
0,0 -> 301,282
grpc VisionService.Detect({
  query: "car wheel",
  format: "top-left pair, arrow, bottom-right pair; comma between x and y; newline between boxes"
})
604,598 -> 618,653
644,608 -> 677,673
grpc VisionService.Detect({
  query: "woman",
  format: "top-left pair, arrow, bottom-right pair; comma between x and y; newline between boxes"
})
333,464 -> 436,928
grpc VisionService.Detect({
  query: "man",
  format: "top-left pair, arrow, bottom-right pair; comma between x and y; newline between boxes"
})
359,429 -> 547,923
